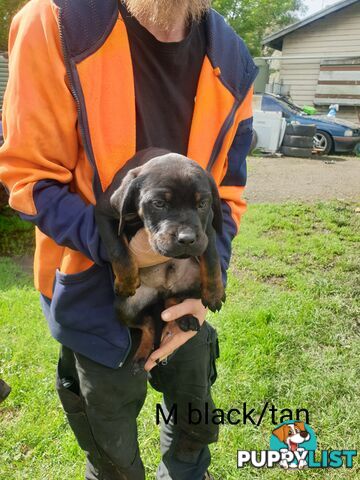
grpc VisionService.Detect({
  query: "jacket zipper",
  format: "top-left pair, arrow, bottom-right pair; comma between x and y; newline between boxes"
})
58,10 -> 132,368
207,66 -> 258,173
207,99 -> 240,173
58,11 -> 102,199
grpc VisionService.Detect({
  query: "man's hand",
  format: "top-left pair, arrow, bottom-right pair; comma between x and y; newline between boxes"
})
144,299 -> 207,372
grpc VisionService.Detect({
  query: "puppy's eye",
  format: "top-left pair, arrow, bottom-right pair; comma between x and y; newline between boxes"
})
288,430 -> 292,435
198,200 -> 208,209
152,199 -> 166,209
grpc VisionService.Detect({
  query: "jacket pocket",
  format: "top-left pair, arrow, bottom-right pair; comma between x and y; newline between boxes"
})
50,263 -> 121,343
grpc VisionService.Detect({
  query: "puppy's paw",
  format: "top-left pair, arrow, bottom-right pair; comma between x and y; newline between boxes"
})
176,315 -> 201,332
114,274 -> 140,297
112,260 -> 140,297
131,358 -> 147,376
132,340 -> 154,375
201,284 -> 226,313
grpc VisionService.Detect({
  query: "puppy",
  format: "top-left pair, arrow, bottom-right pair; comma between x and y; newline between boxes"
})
272,422 -> 310,469
95,148 -> 226,371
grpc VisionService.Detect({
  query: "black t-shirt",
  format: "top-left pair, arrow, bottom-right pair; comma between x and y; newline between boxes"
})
119,2 -> 207,155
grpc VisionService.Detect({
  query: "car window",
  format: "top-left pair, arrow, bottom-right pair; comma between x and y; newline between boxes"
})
262,96 -> 300,116
279,97 -> 304,114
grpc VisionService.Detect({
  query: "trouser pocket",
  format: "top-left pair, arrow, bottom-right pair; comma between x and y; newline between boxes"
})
149,322 -> 220,396
56,360 -> 101,459
149,322 -> 220,454
207,324 -> 220,386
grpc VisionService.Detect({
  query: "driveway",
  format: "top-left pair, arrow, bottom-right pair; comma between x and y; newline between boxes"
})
245,155 -> 360,203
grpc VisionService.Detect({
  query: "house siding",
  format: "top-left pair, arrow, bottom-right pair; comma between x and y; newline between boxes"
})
279,2 -> 360,123
0,55 -> 8,110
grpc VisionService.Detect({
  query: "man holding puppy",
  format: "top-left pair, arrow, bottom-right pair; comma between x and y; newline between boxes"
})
0,0 -> 256,478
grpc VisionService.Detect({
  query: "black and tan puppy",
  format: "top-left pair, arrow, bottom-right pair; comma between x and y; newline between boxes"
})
95,148 -> 225,370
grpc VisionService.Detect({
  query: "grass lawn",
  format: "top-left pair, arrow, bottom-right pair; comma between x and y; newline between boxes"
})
0,207 -> 34,256
0,202 -> 359,479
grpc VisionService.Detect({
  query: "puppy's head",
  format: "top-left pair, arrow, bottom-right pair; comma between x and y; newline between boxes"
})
272,422 -> 310,451
111,152 -> 222,258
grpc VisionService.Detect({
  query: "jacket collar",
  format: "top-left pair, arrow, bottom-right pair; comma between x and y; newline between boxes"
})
54,0 -> 257,102
205,9 -> 258,103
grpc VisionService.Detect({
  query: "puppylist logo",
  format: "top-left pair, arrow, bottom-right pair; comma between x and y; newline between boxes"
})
238,421 -> 357,470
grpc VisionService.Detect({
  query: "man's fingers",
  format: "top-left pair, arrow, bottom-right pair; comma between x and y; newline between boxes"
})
144,331 -> 196,371
162,299 -> 203,322
145,299 -> 207,371
160,328 -> 176,343
149,331 -> 190,361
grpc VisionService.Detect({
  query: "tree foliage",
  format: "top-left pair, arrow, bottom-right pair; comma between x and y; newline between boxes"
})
0,0 -> 26,51
213,0 -> 307,56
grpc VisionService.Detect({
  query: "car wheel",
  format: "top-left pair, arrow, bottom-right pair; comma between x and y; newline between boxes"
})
285,124 -> 316,136
354,142 -> 360,157
281,146 -> 312,158
283,135 -> 314,148
313,131 -> 332,155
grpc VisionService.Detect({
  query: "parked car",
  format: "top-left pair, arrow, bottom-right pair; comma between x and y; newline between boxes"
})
258,93 -> 360,155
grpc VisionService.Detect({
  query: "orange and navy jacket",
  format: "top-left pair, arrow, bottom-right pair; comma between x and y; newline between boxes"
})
0,0 -> 258,367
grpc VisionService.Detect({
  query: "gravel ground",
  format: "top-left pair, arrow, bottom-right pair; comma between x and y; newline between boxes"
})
245,154 -> 360,204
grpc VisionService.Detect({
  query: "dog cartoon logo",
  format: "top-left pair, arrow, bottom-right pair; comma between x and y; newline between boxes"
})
270,421 -> 317,469
238,420 -> 356,470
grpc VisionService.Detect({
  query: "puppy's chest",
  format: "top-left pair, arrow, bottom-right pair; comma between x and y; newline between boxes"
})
140,258 -> 201,293
116,258 -> 202,322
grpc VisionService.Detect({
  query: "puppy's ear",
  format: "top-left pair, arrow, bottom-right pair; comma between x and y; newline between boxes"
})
272,425 -> 288,443
207,173 -> 223,234
110,166 -> 143,235
295,422 -> 306,431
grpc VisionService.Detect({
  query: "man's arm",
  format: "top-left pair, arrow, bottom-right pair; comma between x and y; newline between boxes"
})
0,1 -> 105,265
216,87 -> 254,285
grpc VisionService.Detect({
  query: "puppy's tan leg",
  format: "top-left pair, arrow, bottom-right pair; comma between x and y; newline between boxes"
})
132,316 -> 156,373
199,256 -> 225,312
112,252 -> 140,298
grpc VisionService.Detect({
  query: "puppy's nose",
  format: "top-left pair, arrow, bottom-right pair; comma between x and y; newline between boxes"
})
300,431 -> 309,439
177,230 -> 197,246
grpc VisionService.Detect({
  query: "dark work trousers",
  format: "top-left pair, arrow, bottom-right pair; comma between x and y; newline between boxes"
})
55,322 -> 220,480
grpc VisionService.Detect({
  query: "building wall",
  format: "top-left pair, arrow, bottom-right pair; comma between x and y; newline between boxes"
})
279,1 -> 360,123
0,55 -> 8,110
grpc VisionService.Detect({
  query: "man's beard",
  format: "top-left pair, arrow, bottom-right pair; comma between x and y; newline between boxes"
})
124,0 -> 211,31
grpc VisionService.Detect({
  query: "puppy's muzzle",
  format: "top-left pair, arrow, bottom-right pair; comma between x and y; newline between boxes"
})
151,227 -> 208,258
177,228 -> 198,246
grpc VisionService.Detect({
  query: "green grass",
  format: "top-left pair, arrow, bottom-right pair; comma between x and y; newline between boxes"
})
0,202 -> 359,479
0,207 -> 34,256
